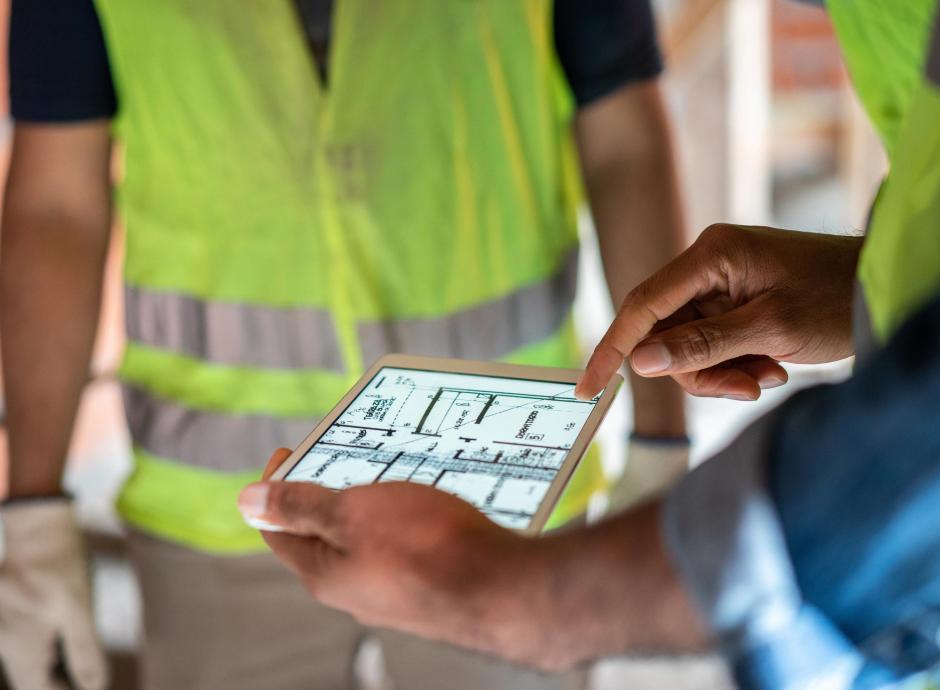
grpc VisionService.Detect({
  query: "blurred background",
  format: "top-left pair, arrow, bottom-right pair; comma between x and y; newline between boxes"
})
0,0 -> 886,688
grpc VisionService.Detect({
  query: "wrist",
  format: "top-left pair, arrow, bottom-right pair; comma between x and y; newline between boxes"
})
629,373 -> 686,423
488,525 -> 643,670
0,496 -> 81,565
473,536 -> 577,671
603,501 -> 709,652
630,432 -> 691,446
7,470 -> 67,502
2,490 -> 70,506
546,502 -> 707,660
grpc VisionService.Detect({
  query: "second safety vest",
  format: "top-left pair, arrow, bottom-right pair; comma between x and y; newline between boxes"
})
94,0 -> 606,552
828,0 -> 940,342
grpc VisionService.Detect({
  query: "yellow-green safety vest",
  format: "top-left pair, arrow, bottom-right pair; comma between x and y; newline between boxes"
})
94,0 -> 607,553
828,0 -> 940,341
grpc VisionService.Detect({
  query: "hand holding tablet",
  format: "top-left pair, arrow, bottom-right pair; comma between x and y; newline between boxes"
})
248,354 -> 622,534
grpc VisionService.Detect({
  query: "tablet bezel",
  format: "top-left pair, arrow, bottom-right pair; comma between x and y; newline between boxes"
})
263,353 -> 623,535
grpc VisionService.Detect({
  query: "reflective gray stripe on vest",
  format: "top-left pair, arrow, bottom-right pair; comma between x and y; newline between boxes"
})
123,384 -> 316,472
853,189 -> 882,364
357,249 -> 579,366
852,281 -> 878,365
928,4 -> 940,86
125,286 -> 345,372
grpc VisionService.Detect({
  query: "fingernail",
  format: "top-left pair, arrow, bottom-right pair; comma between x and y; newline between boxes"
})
631,343 -> 672,374
238,484 -> 270,518
721,394 -> 755,402
574,380 -> 591,401
759,377 -> 786,390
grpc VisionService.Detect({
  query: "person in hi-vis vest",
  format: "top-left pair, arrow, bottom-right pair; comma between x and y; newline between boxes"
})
0,1 -> 688,689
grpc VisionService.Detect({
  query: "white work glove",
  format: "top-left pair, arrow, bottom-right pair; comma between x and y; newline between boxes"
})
606,436 -> 691,515
0,499 -> 108,690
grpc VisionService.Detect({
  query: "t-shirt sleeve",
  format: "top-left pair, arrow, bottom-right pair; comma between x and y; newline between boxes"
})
553,0 -> 664,108
9,0 -> 117,122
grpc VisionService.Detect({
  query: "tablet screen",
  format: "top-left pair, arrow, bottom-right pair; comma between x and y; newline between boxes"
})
284,366 -> 601,529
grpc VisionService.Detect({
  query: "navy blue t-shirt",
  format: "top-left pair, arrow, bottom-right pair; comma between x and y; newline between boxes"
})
9,0 -> 663,122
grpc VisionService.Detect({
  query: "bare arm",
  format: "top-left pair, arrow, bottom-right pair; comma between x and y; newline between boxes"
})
1,122 -> 113,498
575,80 -> 687,436
504,499 -> 709,668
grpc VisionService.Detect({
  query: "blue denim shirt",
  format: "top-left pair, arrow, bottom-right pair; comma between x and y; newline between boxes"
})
663,294 -> 940,690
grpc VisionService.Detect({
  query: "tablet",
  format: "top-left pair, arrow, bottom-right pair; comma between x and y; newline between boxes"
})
254,354 -> 622,535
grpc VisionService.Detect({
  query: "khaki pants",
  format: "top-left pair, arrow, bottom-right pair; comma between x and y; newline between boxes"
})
127,531 -> 587,690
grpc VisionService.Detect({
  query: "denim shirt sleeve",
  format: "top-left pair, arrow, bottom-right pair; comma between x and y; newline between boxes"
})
663,415 -> 868,690
662,294 -> 940,690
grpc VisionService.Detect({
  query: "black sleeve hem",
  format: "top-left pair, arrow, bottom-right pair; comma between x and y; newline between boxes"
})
554,0 -> 665,109
11,88 -> 117,123
574,55 -> 663,107
9,0 -> 118,123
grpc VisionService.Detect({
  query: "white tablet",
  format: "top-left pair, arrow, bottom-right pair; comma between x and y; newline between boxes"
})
253,354 -> 622,535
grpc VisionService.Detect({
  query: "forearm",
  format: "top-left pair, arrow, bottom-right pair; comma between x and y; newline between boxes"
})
481,501 -> 708,671
1,213 -> 110,497
577,81 -> 687,435
1,124 -> 113,499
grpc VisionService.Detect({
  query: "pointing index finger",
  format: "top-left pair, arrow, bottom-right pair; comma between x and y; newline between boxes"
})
576,244 -> 721,399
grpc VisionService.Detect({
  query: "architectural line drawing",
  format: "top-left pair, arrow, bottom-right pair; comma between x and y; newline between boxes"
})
285,367 -> 599,529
